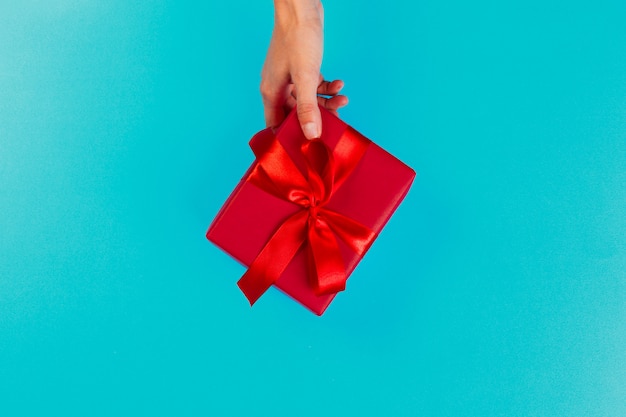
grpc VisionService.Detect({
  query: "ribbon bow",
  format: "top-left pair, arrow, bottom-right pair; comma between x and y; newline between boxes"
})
237,125 -> 377,305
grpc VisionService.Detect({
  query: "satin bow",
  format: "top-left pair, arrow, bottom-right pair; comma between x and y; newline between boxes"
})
236,126 -> 377,305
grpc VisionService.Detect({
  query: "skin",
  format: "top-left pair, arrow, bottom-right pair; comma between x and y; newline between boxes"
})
261,0 -> 348,139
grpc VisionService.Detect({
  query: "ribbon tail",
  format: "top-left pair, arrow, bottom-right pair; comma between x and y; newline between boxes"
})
307,216 -> 348,295
237,211 -> 308,305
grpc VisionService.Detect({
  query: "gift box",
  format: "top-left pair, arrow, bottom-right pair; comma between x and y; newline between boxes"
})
206,106 -> 415,315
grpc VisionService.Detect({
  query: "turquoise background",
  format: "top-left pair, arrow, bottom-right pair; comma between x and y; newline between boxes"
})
1,1 -> 625,415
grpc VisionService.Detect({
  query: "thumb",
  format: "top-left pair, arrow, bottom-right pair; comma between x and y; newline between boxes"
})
295,79 -> 322,140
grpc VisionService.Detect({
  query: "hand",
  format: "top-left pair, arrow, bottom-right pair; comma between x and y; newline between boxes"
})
261,0 -> 348,139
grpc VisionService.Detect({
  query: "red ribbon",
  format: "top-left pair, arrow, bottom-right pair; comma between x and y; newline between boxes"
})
236,126 -> 377,305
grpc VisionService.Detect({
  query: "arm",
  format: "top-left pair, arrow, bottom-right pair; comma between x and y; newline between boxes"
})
261,0 -> 347,139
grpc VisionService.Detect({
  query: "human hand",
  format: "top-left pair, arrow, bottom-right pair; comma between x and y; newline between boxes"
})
261,0 -> 348,139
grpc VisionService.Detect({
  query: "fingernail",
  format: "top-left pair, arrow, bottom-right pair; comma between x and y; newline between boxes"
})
302,122 -> 319,140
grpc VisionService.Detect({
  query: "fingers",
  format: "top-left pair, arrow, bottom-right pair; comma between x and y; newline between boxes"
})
264,75 -> 348,135
284,93 -> 297,111
293,73 -> 322,140
293,78 -> 345,98
263,105 -> 285,129
291,78 -> 348,114
317,94 -> 348,111
260,48 -> 294,127
317,79 -> 344,97
261,82 -> 284,128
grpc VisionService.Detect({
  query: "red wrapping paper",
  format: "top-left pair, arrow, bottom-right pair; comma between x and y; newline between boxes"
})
207,107 -> 415,315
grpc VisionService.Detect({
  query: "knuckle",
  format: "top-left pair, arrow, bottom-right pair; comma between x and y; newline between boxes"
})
317,96 -> 329,108
297,101 -> 318,116
259,80 -> 276,100
293,71 -> 319,86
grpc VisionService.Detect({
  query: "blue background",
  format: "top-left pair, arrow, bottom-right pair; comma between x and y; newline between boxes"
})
1,1 -> 625,415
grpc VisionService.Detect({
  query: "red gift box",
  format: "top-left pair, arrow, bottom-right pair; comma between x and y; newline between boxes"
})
207,107 -> 415,315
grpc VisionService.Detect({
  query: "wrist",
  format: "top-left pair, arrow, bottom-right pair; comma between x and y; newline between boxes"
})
274,0 -> 323,27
